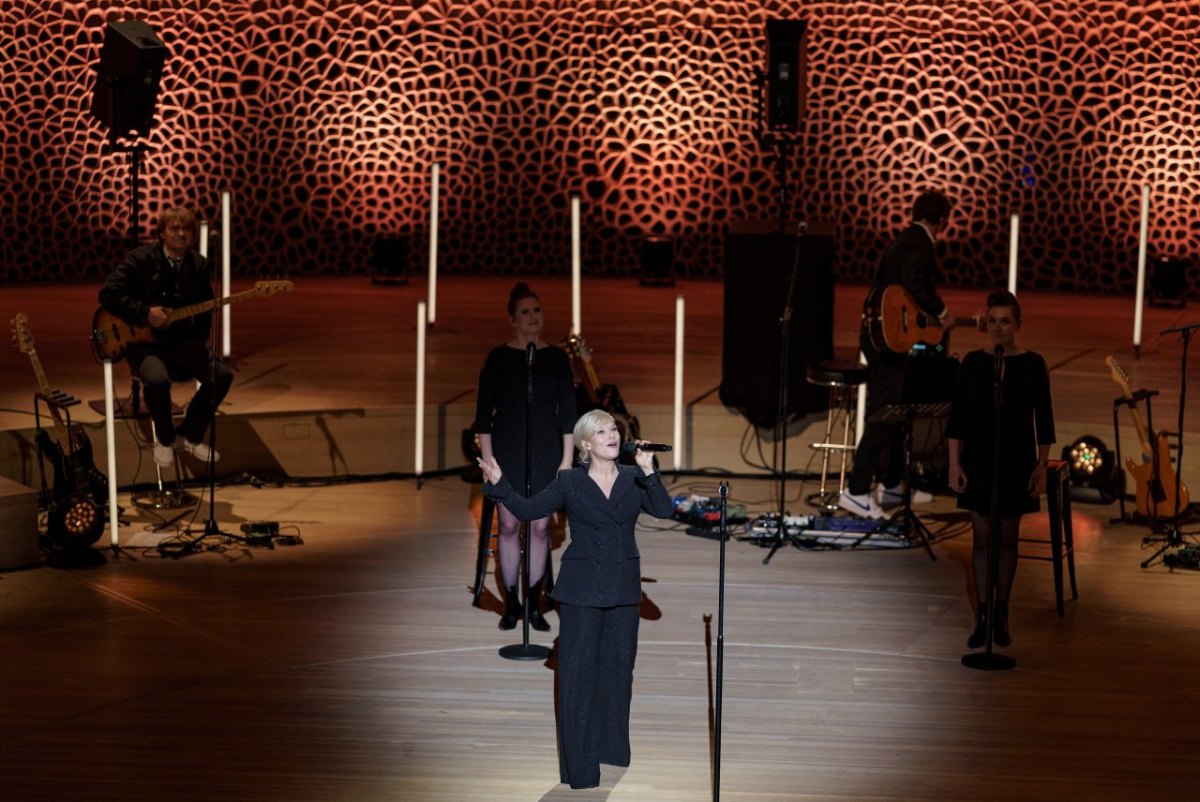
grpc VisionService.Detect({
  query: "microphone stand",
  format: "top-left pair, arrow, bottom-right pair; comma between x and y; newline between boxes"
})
500,343 -> 551,660
764,222 -> 806,565
712,482 -> 729,802
963,346 -> 1016,670
180,257 -> 235,553
1141,322 -> 1199,567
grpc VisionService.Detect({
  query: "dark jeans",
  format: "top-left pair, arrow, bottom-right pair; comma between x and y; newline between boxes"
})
127,338 -> 233,446
847,329 -> 909,495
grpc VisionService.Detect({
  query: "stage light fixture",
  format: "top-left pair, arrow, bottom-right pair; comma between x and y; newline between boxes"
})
765,19 -> 808,132
1063,435 -> 1119,503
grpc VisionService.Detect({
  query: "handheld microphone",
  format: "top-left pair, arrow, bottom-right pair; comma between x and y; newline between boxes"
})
526,342 -> 536,367
621,441 -> 672,454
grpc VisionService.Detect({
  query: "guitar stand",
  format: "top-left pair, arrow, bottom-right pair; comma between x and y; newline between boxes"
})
1141,323 -> 1200,568
1109,389 -> 1158,525
32,391 -> 112,559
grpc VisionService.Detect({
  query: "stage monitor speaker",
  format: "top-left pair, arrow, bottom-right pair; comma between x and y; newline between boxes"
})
371,236 -> 409,285
720,226 -> 834,428
765,19 -> 808,132
90,20 -> 167,140
1149,256 -> 1188,308
640,235 -> 675,287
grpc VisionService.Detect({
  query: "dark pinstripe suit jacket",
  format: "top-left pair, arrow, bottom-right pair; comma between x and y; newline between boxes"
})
484,465 -> 674,607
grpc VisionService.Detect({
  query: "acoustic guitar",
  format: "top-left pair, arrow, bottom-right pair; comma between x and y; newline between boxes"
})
11,314 -> 108,548
863,284 -> 981,354
1107,355 -> 1190,519
91,279 -> 293,362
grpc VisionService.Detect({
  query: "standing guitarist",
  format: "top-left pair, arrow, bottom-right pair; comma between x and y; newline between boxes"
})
840,190 -> 958,519
98,207 -> 232,468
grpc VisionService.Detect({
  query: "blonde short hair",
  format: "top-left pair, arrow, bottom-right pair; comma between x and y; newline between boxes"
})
574,409 -> 616,465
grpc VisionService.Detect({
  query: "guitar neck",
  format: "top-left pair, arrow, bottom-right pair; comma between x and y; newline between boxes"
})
26,348 -> 71,449
1125,403 -> 1154,460
165,288 -> 260,324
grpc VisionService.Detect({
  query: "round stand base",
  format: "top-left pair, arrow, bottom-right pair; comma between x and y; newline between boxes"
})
499,643 -> 552,661
961,651 -> 1017,671
133,490 -> 198,510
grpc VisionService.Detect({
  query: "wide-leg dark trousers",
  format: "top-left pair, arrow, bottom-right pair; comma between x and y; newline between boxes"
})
556,602 -> 640,789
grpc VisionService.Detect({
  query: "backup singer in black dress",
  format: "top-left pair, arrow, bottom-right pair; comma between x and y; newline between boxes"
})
474,282 -> 576,630
947,290 -> 1055,648
477,409 -> 674,790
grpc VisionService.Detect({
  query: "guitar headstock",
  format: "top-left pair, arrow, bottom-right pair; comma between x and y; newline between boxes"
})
253,280 -> 294,297
10,313 -> 35,355
1106,354 -> 1134,399
561,332 -> 592,361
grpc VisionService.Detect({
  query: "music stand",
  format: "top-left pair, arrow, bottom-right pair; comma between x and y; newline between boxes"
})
866,402 -> 948,561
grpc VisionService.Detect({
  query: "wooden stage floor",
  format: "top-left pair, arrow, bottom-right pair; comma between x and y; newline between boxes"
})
2,278 -> 1200,800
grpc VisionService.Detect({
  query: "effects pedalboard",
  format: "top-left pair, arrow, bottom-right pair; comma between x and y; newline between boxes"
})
744,512 -> 911,549
673,495 -> 749,540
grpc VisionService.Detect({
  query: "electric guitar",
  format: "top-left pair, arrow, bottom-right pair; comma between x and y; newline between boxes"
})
91,279 -> 293,362
1107,355 -> 1190,519
561,333 -> 641,446
863,284 -> 982,354
11,314 -> 108,548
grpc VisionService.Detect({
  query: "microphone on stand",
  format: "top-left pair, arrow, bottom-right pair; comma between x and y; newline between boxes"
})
621,441 -> 673,454
796,220 -> 808,236
994,344 -> 1004,379
526,342 -> 536,367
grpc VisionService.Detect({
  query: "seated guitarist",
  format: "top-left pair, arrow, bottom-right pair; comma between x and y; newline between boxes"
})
840,190 -> 958,519
98,207 -> 233,467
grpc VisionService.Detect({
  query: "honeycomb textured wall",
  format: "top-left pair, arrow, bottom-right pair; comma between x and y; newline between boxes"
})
1,1 -> 1196,294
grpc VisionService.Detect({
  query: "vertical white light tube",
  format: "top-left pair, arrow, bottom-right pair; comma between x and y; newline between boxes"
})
1133,184 -> 1150,352
674,295 -> 685,470
428,164 -> 440,327
415,301 -> 427,476
198,220 -> 209,258
103,360 -> 119,547
221,191 -> 232,357
571,195 -> 581,335
1007,213 -> 1019,294
855,351 -> 868,447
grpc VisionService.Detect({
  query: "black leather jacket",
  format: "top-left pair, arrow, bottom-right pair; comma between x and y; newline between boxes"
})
98,242 -> 215,341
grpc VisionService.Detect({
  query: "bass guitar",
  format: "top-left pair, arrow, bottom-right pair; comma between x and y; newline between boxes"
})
863,284 -> 981,354
561,333 -> 642,447
91,279 -> 293,362
1107,355 -> 1190,519
11,314 -> 108,548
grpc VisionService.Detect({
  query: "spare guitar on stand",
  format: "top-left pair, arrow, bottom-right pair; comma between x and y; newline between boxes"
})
1106,355 -> 1189,525
11,314 -> 108,552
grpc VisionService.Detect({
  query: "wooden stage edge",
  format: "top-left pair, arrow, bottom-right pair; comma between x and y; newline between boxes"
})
2,278 -> 1200,800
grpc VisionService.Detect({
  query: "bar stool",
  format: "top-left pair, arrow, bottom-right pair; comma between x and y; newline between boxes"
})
1018,459 -> 1078,617
92,373 -> 196,511
806,360 -> 871,512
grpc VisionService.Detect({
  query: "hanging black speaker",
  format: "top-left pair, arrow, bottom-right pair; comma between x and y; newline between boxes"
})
90,20 -> 168,140
765,19 -> 808,132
